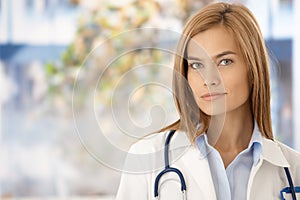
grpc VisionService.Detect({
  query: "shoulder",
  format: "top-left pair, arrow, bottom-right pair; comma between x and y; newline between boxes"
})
275,141 -> 300,184
276,140 -> 300,166
128,130 -> 191,154
123,130 -> 190,174
128,131 -> 168,154
261,137 -> 300,168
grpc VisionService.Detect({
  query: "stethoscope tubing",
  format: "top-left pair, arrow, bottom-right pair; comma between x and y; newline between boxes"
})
154,130 -> 187,199
284,167 -> 297,200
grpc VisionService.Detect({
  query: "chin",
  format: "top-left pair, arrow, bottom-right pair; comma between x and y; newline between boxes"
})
201,109 -> 226,116
199,103 -> 227,116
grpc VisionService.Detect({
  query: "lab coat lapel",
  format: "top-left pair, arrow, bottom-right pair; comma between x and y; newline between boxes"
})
181,146 -> 217,200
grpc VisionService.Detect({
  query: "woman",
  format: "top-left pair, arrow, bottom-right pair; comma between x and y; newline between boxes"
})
116,2 -> 300,200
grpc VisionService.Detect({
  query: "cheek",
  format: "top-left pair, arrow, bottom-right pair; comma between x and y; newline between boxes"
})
187,72 -> 205,96
223,73 -> 250,100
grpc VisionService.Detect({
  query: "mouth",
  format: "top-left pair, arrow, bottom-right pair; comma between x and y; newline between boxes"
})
200,92 -> 227,101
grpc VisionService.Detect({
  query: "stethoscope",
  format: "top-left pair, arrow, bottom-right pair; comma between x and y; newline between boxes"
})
154,130 -> 300,200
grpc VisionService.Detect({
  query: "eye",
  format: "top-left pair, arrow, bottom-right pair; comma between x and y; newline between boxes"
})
219,58 -> 233,66
189,62 -> 203,69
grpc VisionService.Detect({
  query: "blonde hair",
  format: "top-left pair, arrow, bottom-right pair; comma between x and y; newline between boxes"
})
162,2 -> 273,142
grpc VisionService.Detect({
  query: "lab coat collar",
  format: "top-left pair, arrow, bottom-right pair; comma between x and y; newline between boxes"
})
261,137 -> 290,167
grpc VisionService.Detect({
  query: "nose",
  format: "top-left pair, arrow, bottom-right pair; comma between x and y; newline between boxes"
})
199,60 -> 221,87
203,69 -> 221,86
203,79 -> 219,86
191,58 -> 221,87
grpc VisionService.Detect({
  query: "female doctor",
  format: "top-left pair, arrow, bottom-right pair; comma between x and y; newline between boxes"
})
116,2 -> 300,200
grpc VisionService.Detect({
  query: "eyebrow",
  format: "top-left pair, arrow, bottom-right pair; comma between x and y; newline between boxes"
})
214,50 -> 236,59
186,50 -> 236,61
186,56 -> 202,61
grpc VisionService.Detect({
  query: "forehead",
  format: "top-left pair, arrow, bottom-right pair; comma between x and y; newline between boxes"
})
186,25 -> 239,57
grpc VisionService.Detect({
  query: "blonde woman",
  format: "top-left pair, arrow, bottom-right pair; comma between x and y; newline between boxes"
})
116,2 -> 300,200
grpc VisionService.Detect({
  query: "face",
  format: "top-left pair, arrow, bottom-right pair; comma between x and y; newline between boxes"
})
186,25 -> 251,116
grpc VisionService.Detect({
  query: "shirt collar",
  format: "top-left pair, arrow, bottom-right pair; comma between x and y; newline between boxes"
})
195,121 -> 290,167
250,121 -> 262,165
250,122 -> 289,167
195,133 -> 209,159
195,121 -> 263,165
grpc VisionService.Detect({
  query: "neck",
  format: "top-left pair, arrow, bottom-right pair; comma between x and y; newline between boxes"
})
207,100 -> 254,152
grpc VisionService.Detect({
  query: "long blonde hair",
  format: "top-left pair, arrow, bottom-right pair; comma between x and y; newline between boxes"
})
161,2 -> 273,142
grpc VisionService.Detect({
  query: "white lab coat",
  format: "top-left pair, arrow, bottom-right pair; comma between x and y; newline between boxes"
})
116,131 -> 300,200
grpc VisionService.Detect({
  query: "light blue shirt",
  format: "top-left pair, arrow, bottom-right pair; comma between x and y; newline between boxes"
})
196,123 -> 263,200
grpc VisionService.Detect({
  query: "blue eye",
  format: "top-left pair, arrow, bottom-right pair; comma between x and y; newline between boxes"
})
219,59 -> 233,66
189,62 -> 203,69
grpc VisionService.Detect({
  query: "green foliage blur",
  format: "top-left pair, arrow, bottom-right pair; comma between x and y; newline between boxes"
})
46,0 -> 211,109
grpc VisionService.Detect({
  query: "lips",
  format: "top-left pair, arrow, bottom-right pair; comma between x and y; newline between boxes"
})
200,92 -> 227,101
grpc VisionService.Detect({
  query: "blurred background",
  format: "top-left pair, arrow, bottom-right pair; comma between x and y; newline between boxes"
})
0,0 -> 299,199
